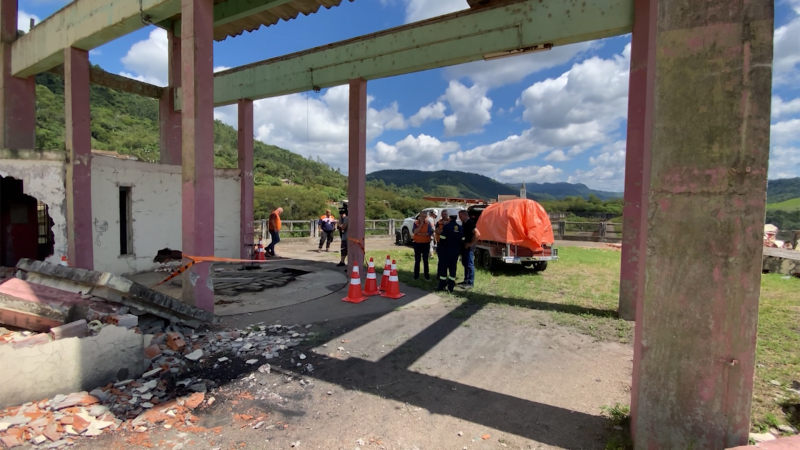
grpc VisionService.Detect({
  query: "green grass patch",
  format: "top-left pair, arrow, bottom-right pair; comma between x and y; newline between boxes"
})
365,246 -> 800,433
767,197 -> 800,211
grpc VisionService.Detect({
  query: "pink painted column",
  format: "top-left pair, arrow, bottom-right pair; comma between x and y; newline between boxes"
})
64,47 -> 94,270
347,79 -> 367,270
238,98 -> 254,258
0,0 -> 35,150
159,30 -> 182,165
631,0 -> 773,447
618,0 -> 656,322
180,0 -> 215,311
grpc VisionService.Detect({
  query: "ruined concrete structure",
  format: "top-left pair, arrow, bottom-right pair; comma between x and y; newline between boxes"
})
0,0 -> 775,446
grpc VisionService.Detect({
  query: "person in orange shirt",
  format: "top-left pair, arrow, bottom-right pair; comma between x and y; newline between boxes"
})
412,210 -> 434,281
266,207 -> 283,256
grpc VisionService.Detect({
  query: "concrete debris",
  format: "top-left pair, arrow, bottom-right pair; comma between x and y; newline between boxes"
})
15,258 -> 218,325
50,320 -> 88,340
750,432 -> 777,443
771,380 -> 782,386
291,441 -> 301,447
107,314 -> 139,329
779,425 -> 798,434
0,316 -> 314,448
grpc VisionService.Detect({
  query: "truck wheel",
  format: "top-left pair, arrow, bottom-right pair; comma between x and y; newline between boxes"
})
481,249 -> 495,271
402,228 -> 411,245
534,261 -> 548,272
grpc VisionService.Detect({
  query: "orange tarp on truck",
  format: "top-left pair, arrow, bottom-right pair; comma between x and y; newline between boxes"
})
475,199 -> 554,252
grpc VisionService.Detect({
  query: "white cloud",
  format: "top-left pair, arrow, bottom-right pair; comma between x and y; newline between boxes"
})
498,165 -> 563,183
442,81 -> 492,136
568,141 -> 627,191
403,0 -> 468,23
120,28 -> 169,86
409,102 -> 446,127
773,95 -> 800,119
771,118 -> 800,146
213,85 -> 411,172
544,150 -> 569,162
518,44 -> 630,149
774,7 -> 800,85
18,11 -> 39,32
445,42 -> 596,89
769,145 -> 800,179
370,134 -> 460,172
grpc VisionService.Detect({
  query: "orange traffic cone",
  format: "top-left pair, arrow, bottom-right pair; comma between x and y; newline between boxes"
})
342,262 -> 368,303
256,239 -> 266,260
378,255 -> 392,291
380,269 -> 405,299
363,258 -> 380,296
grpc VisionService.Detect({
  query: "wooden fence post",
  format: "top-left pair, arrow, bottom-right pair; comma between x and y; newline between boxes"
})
599,222 -> 607,238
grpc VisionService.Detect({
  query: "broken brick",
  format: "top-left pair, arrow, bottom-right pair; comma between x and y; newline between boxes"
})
71,415 -> 90,434
49,320 -> 88,340
143,344 -> 162,360
184,393 -> 204,410
43,423 -> 62,441
0,435 -> 22,448
166,333 -> 185,352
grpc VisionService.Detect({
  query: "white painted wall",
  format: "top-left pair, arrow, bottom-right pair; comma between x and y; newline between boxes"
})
91,156 -> 240,275
0,157 -> 67,265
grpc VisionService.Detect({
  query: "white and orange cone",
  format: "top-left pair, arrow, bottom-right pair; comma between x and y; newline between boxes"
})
363,258 -> 380,296
342,262 -> 368,303
378,255 -> 392,291
380,269 -> 405,299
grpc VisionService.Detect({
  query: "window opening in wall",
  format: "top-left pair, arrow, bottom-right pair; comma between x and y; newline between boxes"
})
119,187 -> 132,255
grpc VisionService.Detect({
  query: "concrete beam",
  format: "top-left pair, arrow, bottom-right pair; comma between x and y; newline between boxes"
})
630,0 -> 774,447
47,65 -> 164,99
175,0 -> 633,109
618,0 -> 655,321
10,0 -> 180,77
180,0 -> 216,311
64,47 -> 94,271
160,30 -> 182,165
238,98 -> 254,258
347,78 -> 366,270
168,0 -> 295,37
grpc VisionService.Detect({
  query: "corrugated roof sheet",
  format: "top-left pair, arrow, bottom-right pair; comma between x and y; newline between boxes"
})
213,0 -> 354,41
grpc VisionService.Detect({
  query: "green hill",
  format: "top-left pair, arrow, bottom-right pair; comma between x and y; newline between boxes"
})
767,198 -> 800,212
767,178 -> 800,204
367,169 -> 622,201
32,69 -> 437,220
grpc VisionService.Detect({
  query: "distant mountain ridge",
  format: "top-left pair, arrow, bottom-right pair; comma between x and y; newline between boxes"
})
367,169 -> 622,201
767,178 -> 800,204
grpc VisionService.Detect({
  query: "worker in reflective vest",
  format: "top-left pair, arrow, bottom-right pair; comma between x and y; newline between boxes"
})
436,210 -> 463,292
412,211 -> 433,281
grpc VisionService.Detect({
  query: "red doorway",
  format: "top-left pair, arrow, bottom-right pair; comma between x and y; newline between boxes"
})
0,176 -> 54,267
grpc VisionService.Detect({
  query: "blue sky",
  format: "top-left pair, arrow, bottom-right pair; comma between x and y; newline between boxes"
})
17,0 -> 800,192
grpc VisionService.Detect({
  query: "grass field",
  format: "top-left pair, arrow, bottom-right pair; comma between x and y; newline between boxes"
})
767,197 -> 800,211
363,246 -> 800,433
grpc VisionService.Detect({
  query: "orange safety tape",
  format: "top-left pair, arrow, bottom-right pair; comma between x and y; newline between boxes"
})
347,237 -> 365,254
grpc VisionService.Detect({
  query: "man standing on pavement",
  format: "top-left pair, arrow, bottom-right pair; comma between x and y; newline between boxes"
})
266,207 -> 283,256
435,210 -> 463,292
412,210 -> 433,281
458,210 -> 480,289
337,208 -> 348,267
317,209 -> 337,252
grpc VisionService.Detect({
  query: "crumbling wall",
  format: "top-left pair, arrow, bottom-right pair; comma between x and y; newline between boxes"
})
91,156 -> 240,275
0,325 -> 144,409
0,154 -> 67,265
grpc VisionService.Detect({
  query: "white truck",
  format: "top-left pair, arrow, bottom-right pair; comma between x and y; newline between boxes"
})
395,206 -> 466,246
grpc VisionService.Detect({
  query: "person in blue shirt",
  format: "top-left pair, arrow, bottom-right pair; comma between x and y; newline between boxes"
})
435,210 -> 463,292
317,209 -> 337,252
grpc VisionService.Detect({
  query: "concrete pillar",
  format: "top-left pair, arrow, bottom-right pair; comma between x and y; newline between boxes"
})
347,78 -> 367,270
618,0 -> 655,322
631,0 -> 773,447
180,0 -> 215,311
238,98 -> 254,258
64,47 -> 94,270
0,0 -> 35,150
159,30 -> 181,165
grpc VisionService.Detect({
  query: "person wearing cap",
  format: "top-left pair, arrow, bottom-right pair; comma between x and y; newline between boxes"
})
412,210 -> 434,281
435,210 -> 463,292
